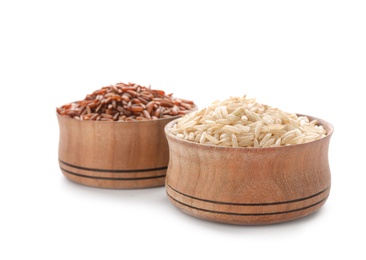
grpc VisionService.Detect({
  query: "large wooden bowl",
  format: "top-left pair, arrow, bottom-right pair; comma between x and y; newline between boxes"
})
57,113 -> 179,189
164,115 -> 333,225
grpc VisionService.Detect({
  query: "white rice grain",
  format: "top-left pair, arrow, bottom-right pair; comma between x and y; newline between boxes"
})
169,96 -> 327,148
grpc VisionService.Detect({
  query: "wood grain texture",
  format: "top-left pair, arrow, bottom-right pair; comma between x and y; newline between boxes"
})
57,113 -> 177,189
165,115 -> 333,225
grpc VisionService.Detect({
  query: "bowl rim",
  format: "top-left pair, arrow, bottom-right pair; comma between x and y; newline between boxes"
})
164,113 -> 334,150
56,103 -> 198,124
56,111 -> 183,124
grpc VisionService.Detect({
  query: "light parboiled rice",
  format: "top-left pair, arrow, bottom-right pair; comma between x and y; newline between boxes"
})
169,96 -> 327,147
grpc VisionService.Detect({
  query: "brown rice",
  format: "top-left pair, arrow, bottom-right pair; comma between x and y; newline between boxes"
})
57,82 -> 195,121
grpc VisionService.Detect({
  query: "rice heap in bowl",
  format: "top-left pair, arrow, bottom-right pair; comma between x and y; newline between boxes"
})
169,96 -> 326,148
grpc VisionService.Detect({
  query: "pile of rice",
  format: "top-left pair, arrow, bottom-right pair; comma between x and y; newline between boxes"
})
169,96 -> 326,148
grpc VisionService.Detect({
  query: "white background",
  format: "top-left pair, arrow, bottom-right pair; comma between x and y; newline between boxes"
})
1,0 -> 365,259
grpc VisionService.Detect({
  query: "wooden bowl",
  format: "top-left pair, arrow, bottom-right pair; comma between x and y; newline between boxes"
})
164,115 -> 333,225
57,113 -> 179,189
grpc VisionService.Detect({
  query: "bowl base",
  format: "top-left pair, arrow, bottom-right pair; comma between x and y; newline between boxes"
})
59,160 -> 166,189
166,184 -> 330,225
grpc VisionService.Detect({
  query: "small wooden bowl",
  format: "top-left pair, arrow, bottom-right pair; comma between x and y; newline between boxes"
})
57,113 -> 180,189
164,115 -> 333,225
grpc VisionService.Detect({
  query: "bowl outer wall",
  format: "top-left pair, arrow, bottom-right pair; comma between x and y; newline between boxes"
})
164,115 -> 333,204
57,113 -> 178,171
